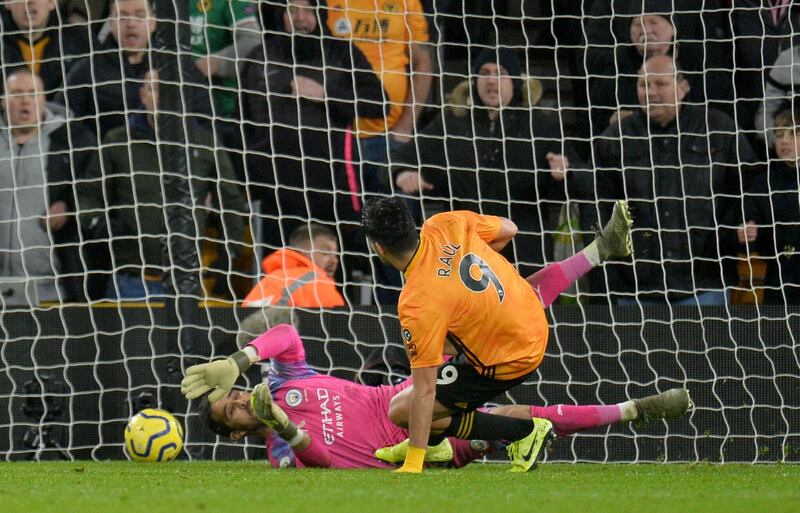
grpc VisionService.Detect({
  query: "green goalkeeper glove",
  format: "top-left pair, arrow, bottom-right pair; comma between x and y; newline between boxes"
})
181,349 -> 254,403
250,383 -> 304,446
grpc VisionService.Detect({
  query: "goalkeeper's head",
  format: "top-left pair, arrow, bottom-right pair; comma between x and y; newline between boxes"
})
197,390 -> 267,441
361,197 -> 418,268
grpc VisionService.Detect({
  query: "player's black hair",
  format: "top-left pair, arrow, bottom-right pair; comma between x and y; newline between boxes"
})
360,197 -> 418,255
197,391 -> 234,438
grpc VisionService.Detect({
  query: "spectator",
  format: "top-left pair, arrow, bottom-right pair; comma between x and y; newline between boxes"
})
390,48 -> 562,272
739,108 -> 800,304
732,0 -> 797,140
0,67 -> 96,304
190,0 -> 260,120
325,0 -> 433,194
243,224 -> 345,308
77,70 -> 247,300
59,0 -> 213,136
584,0 -> 732,133
755,24 -> 800,144
325,0 -> 432,304
1,0 -> 90,97
549,55 -> 757,305
240,0 -> 386,283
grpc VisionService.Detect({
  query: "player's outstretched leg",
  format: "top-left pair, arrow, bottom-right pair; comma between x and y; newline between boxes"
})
633,388 -> 693,425
526,200 -> 632,308
506,418 -> 555,473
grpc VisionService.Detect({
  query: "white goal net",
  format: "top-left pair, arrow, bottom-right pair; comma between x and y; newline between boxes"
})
0,0 -> 798,463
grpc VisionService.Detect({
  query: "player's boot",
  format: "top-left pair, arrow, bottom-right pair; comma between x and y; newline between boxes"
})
375,438 -> 454,464
633,388 -> 693,425
596,200 -> 633,261
506,418 -> 555,473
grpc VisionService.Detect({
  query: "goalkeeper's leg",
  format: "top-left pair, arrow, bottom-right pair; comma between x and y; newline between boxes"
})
526,200 -> 633,308
490,388 -> 692,436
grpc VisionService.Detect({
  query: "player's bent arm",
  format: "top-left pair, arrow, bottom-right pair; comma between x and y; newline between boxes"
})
181,324 -> 304,402
398,366 -> 438,473
489,217 -> 518,252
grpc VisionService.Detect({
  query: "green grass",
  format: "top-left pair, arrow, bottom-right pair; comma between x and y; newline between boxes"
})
0,462 -> 797,513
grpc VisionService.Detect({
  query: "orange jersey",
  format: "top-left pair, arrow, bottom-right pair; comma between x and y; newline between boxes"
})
399,211 -> 549,380
326,0 -> 429,136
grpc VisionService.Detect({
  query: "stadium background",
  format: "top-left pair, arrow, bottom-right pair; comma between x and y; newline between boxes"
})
0,1 -> 798,464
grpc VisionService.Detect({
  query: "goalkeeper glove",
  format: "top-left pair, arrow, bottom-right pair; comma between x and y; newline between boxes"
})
181,349 -> 254,403
250,383 -> 304,446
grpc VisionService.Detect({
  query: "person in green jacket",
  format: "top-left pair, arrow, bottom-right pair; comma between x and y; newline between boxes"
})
77,69 -> 248,300
190,0 -> 260,119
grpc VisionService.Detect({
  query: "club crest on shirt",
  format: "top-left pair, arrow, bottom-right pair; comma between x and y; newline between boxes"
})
284,388 -> 303,407
333,17 -> 352,35
382,2 -> 398,13
196,0 -> 212,13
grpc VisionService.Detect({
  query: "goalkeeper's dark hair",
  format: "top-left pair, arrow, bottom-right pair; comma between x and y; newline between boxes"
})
360,197 -> 418,254
196,391 -> 233,438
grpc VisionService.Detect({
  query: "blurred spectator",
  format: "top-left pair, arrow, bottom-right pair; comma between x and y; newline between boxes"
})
1,0 -> 90,98
549,55 -> 757,305
739,108 -> 800,304
584,0 -> 732,133
390,48 -> 562,272
0,67 -> 96,304
59,0 -> 213,136
755,27 -> 800,143
77,70 -> 247,300
58,0 -> 107,24
243,223 -> 345,308
732,0 -> 797,140
325,0 -> 432,194
241,0 -> 385,250
190,0 -> 260,119
326,0 -> 432,304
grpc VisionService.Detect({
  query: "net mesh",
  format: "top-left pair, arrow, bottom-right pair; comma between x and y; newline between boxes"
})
0,1 -> 798,463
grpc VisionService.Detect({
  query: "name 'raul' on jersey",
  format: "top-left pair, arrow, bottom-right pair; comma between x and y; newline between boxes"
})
398,211 -> 549,380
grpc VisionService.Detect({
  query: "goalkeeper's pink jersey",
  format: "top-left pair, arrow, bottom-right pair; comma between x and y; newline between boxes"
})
247,324 -> 409,468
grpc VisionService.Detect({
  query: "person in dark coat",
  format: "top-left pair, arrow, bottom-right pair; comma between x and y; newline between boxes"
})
57,0 -> 213,136
390,48 -> 563,273
0,0 -> 90,97
739,108 -> 800,304
549,55 -> 758,305
240,0 -> 387,277
585,0 -> 733,134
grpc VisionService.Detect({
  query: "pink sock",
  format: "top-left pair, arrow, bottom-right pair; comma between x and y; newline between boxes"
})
525,253 -> 594,308
450,438 -> 492,468
530,404 -> 622,437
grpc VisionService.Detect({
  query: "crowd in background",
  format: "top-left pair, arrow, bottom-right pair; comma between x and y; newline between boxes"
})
0,0 -> 799,307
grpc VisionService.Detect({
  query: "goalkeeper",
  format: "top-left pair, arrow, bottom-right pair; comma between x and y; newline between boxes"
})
182,321 -> 691,469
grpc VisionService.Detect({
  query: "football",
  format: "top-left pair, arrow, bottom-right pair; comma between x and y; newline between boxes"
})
124,408 -> 184,462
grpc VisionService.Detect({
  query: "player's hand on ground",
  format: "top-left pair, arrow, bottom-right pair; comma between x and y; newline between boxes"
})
180,358 -> 240,402
251,383 -> 291,430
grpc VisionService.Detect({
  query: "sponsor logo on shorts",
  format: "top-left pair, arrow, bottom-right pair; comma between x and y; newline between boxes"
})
284,388 -> 303,407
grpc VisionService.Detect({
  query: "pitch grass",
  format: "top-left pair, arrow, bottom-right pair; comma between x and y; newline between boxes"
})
0,462 -> 797,513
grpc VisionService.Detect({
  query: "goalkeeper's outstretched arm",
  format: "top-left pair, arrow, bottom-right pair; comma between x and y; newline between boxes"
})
181,324 -> 304,402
